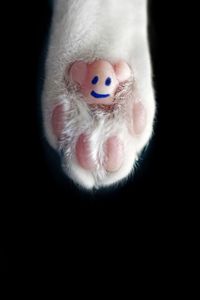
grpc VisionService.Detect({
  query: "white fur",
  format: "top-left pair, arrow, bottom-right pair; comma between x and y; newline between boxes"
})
42,0 -> 156,189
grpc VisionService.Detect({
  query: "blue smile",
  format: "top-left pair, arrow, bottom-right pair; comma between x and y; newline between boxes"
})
91,90 -> 110,99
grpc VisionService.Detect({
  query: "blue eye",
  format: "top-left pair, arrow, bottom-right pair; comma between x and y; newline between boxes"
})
105,77 -> 111,86
91,76 -> 99,84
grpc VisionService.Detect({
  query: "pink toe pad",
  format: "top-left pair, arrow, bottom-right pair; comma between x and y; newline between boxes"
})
104,137 -> 124,172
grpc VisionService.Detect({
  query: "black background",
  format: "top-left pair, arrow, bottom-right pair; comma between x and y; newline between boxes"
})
1,1 -> 195,271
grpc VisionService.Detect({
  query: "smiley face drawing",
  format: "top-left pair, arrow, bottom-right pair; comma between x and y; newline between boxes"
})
68,60 -> 131,105
90,75 -> 111,99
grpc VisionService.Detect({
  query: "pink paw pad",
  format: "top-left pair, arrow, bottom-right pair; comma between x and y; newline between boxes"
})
68,60 -> 131,105
75,133 -> 124,173
133,101 -> 147,135
104,137 -> 124,172
52,104 -> 66,139
75,134 -> 96,171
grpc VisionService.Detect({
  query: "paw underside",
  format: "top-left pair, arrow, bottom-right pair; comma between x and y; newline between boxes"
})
45,58 -> 155,190
42,1 -> 155,189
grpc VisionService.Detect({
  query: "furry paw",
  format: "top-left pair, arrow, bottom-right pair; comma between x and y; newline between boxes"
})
42,0 -> 155,189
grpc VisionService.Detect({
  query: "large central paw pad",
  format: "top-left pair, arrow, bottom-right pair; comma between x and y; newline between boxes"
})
68,60 -> 132,105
